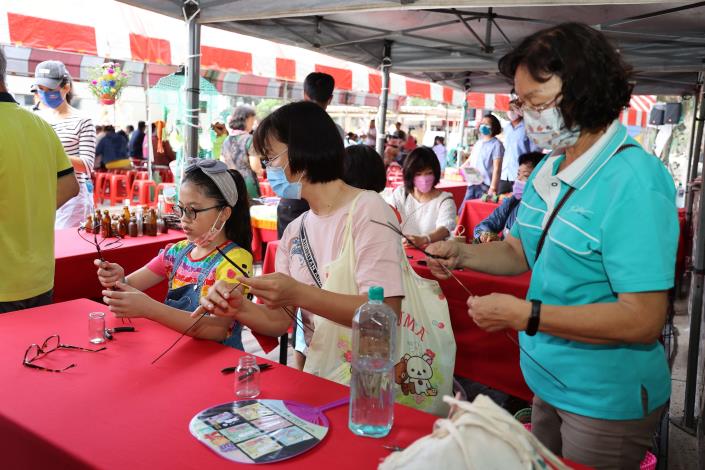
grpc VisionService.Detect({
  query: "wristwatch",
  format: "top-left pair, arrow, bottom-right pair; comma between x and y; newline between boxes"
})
526,300 -> 541,336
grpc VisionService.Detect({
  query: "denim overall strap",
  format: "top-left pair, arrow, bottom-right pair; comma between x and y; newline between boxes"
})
168,243 -> 196,288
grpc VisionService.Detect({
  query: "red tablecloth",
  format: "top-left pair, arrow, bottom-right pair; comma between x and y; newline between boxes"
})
0,299 -> 436,469
457,199 -> 500,238
251,225 -> 279,262
435,180 -> 467,209
54,228 -> 186,303
262,241 -> 533,401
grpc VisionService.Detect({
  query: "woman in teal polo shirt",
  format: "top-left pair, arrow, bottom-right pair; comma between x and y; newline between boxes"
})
427,23 -> 678,469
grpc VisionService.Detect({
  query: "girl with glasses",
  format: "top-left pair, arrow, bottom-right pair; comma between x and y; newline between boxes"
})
94,160 -> 254,349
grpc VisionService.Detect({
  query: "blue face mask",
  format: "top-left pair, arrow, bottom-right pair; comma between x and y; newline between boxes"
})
267,164 -> 303,199
38,89 -> 64,109
479,124 -> 492,136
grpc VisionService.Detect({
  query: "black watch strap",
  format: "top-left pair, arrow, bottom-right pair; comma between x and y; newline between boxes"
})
526,300 -> 541,336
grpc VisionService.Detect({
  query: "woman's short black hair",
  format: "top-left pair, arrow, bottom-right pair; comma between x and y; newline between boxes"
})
483,114 -> 502,136
498,22 -> 633,133
402,146 -> 441,194
228,106 -> 256,131
252,101 -> 344,184
343,145 -> 386,193
182,167 -> 252,255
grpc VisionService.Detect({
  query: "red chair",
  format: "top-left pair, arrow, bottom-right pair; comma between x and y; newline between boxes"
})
93,172 -> 110,205
103,174 -> 129,206
129,179 -> 157,206
154,183 -> 176,210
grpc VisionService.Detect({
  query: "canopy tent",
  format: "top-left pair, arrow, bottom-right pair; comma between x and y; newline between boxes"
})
0,1 -> 465,106
113,0 -> 705,96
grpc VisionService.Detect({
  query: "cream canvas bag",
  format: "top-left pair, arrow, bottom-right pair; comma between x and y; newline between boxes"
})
303,191 -> 456,416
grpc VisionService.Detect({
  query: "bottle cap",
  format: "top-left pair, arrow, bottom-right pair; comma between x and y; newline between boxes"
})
368,286 -> 384,302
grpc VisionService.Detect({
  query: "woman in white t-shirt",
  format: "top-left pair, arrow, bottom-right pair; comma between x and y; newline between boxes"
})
199,102 -> 404,375
392,147 -> 457,248
34,60 -> 96,229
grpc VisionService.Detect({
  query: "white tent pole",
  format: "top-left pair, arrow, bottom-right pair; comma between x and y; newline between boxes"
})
144,62 -> 153,180
376,41 -> 392,156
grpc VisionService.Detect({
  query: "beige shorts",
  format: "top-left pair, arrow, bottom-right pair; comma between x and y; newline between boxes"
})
531,396 -> 664,470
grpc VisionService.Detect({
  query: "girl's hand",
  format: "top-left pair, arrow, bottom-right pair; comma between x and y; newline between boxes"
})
195,280 -> 246,318
94,259 -> 125,288
404,234 -> 429,249
467,293 -> 530,332
425,241 -> 461,279
101,281 -> 153,318
240,273 -> 303,309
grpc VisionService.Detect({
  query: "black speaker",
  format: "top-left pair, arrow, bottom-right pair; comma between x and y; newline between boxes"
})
649,106 -> 664,126
664,103 -> 682,124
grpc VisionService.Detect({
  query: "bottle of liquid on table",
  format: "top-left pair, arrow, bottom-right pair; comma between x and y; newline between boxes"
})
349,286 -> 397,438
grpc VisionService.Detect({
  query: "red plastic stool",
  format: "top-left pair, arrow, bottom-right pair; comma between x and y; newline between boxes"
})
130,179 -> 157,206
93,172 -> 110,205
106,174 -> 129,206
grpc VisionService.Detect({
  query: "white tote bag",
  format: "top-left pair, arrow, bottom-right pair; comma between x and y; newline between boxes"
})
379,395 -> 569,470
303,192 -> 456,416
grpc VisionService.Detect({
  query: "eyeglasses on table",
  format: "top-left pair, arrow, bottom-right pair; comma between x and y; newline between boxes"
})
23,334 -> 106,373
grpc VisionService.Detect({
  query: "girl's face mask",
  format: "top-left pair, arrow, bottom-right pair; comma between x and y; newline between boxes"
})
192,208 -> 226,247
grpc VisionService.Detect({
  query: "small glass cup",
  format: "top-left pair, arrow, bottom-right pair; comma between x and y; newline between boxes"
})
235,355 -> 260,398
88,312 -> 106,344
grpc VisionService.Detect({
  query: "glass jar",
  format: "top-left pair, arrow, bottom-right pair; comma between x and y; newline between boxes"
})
235,355 -> 260,398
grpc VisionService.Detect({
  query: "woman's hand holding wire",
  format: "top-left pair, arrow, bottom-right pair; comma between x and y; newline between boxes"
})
195,280 -> 246,318
240,273 -> 302,309
94,259 -> 125,288
425,241 -> 461,279
468,293 -> 530,332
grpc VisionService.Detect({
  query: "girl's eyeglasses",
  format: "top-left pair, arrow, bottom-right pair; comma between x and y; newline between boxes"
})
172,204 -> 223,220
261,148 -> 288,168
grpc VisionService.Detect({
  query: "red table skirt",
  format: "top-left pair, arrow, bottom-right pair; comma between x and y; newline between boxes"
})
54,228 -> 186,303
262,240 -> 533,401
457,199 -> 500,238
435,180 -> 467,209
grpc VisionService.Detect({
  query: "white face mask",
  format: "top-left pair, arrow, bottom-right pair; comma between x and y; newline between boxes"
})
507,109 -> 521,122
523,106 -> 580,151
192,208 -> 226,247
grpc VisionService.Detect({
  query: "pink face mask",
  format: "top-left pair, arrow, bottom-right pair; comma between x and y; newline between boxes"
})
413,174 -> 435,193
192,208 -> 226,247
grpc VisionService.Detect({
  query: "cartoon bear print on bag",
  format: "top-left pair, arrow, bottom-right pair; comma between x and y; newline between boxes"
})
394,351 -> 437,397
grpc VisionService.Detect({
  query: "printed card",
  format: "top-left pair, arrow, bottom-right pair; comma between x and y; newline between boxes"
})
235,403 -> 274,421
237,435 -> 283,460
269,426 -> 315,446
220,423 -> 262,443
251,414 -> 292,432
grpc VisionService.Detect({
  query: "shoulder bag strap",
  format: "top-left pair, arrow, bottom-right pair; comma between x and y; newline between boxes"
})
533,143 -> 636,263
299,212 -> 323,288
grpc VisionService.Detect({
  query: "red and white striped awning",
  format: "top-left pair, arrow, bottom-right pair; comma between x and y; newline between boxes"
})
466,92 -> 656,128
0,1 -> 465,106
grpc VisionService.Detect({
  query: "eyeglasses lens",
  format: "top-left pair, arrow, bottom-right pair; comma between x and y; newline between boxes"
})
24,344 -> 40,363
43,335 -> 60,354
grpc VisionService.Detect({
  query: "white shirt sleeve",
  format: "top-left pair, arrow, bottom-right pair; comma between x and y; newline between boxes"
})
435,193 -> 457,236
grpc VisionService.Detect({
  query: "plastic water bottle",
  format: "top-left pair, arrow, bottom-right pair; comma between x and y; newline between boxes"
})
676,183 -> 686,208
349,286 -> 397,438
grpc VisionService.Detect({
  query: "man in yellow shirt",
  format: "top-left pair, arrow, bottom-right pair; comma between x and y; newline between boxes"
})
0,48 -> 79,312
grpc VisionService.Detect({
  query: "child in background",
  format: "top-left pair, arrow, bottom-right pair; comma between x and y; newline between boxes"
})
95,159 -> 253,349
